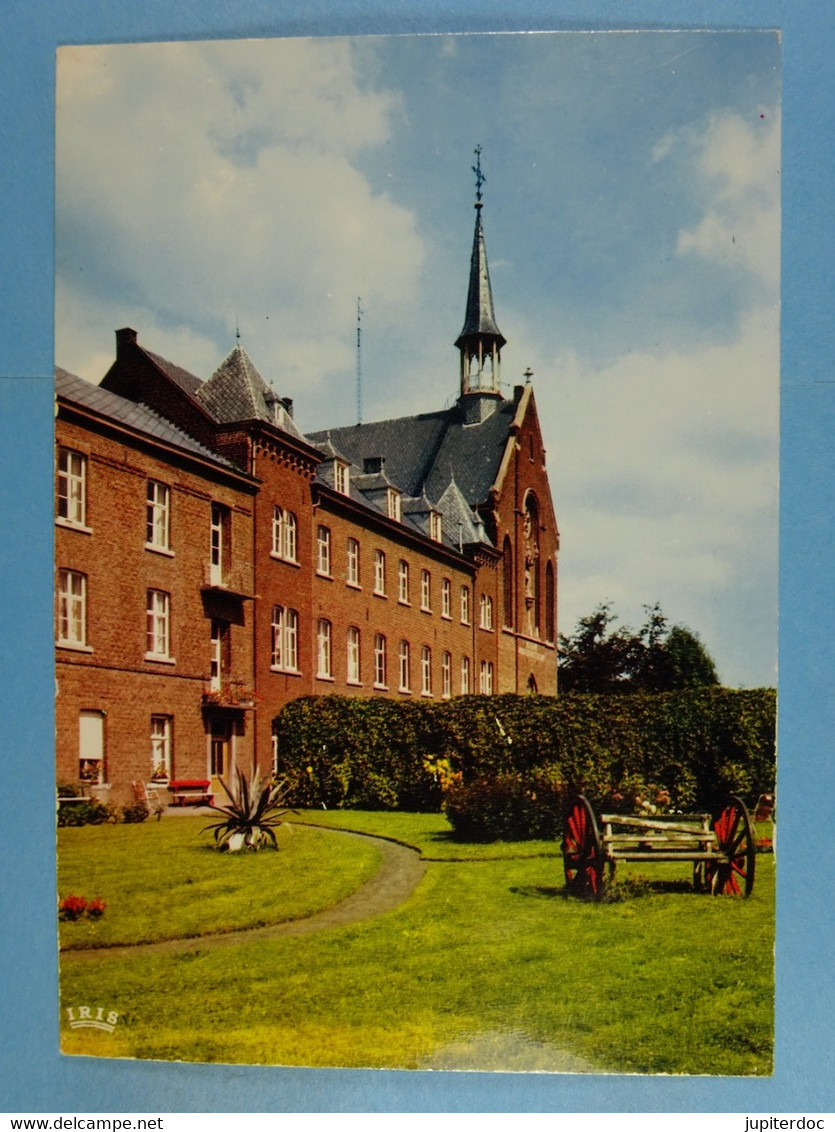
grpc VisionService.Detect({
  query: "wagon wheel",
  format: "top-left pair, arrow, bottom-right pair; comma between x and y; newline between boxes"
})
704,795 -> 756,897
562,795 -> 605,899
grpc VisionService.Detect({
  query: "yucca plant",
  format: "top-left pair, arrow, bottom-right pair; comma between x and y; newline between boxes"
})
203,768 -> 296,851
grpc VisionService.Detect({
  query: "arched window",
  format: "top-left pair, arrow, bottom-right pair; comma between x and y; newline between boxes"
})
502,535 -> 514,628
523,492 -> 541,635
545,560 -> 555,642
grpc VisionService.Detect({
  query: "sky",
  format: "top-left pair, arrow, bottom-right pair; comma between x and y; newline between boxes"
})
55,30 -> 780,689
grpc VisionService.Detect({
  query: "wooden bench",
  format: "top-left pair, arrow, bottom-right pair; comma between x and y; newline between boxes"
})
168,779 -> 214,807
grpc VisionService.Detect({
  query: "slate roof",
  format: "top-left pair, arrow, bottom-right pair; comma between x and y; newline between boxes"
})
55,367 -> 236,469
142,349 -> 204,398
455,205 -> 506,348
196,345 -> 306,442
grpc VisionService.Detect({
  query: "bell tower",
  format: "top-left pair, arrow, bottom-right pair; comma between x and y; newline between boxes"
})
455,146 -> 506,415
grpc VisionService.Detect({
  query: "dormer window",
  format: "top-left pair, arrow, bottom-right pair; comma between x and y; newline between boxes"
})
387,489 -> 401,522
430,511 -> 442,543
334,461 -> 350,496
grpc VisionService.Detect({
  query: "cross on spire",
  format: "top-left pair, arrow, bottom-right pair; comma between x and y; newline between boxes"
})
472,144 -> 486,204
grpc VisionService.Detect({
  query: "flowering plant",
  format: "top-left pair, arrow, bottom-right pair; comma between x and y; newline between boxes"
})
58,894 -> 107,921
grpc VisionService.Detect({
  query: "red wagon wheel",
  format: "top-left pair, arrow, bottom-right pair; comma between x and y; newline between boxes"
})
562,795 -> 605,899
704,795 -> 756,897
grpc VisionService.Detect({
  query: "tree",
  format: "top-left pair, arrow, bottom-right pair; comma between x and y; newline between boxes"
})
558,602 -> 720,692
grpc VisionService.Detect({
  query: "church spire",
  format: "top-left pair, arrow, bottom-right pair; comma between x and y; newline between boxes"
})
455,146 -> 506,402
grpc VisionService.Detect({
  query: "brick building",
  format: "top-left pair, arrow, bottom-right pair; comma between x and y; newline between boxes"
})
55,191 -> 560,802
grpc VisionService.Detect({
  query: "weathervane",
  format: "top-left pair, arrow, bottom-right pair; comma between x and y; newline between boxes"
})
472,144 -> 486,203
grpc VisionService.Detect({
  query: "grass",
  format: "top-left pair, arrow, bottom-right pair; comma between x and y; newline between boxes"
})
58,810 -> 774,1075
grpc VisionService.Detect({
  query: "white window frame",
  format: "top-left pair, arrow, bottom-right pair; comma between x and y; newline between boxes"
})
346,538 -> 360,587
480,660 -> 494,695
461,585 -> 471,625
146,480 -> 171,552
461,655 -> 471,695
387,489 -> 401,521
421,645 -> 433,696
150,715 -> 173,780
347,626 -> 361,685
374,550 -> 386,596
57,568 -> 87,647
317,525 -> 332,576
480,593 -> 494,631
210,504 -> 225,585
441,651 -> 452,699
334,461 -> 350,496
441,577 -> 451,619
272,506 -> 298,562
398,640 -> 411,692
398,559 -> 410,604
79,710 -> 105,786
430,511 -> 442,543
271,605 -> 299,673
374,633 -> 387,689
57,448 -> 87,528
317,618 -> 333,679
420,569 -> 432,612
209,619 -> 224,690
146,589 -> 171,660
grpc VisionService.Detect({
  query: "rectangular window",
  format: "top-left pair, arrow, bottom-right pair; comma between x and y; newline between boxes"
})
57,449 -> 87,527
334,462 -> 350,495
374,550 -> 386,596
210,503 -> 227,585
441,578 -> 451,619
317,525 -> 331,576
398,640 -> 411,692
421,646 -> 432,696
317,619 -> 332,678
346,538 -> 360,586
480,660 -> 494,695
79,710 -> 104,786
461,655 -> 471,695
272,506 -> 297,562
480,593 -> 494,631
430,511 -> 442,543
374,633 -> 387,689
398,559 -> 410,604
146,480 -> 171,551
387,489 -> 401,521
420,569 -> 432,612
146,590 -> 171,659
271,606 -> 299,672
57,569 -> 86,647
150,716 -> 173,780
461,585 -> 471,625
441,651 -> 452,699
347,626 -> 361,684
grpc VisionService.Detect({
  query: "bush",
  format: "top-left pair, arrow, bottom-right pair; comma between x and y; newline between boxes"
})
444,770 -> 567,842
57,799 -> 114,827
120,802 -> 149,824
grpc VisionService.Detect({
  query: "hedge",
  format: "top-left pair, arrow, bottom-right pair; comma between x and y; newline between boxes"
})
272,689 -> 776,815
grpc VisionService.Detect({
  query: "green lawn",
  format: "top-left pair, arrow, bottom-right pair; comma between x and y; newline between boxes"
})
58,811 -> 774,1074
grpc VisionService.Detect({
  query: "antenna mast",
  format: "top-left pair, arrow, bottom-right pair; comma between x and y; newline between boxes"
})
356,297 -> 363,424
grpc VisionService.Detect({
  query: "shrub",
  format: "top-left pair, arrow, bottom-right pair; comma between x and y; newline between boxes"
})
444,770 -> 567,842
57,799 -> 114,827
120,801 -> 150,824
203,769 -> 295,851
58,894 -> 107,921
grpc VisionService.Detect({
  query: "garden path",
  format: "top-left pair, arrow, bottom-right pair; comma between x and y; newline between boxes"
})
62,827 -> 426,960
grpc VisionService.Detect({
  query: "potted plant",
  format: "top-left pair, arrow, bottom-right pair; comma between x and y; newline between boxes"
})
150,762 -> 170,784
202,768 -> 296,851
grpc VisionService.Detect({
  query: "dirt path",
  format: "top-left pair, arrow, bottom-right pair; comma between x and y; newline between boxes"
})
62,827 -> 426,961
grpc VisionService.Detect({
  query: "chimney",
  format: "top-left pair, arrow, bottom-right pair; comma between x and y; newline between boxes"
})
115,327 -> 138,357
280,397 -> 294,419
363,456 -> 385,475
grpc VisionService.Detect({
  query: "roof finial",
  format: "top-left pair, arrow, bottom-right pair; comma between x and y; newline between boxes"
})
472,144 -> 486,206
235,315 -> 241,347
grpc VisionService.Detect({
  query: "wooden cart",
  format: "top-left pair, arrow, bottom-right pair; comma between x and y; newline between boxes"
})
562,794 -> 756,900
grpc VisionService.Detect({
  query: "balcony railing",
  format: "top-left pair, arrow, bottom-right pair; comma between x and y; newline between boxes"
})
201,681 -> 258,710
201,563 -> 255,599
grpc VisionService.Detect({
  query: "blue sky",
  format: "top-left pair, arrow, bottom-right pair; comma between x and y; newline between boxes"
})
55,31 -> 780,687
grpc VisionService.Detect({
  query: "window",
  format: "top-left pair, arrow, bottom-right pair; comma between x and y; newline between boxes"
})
430,511 -> 442,543
346,538 -> 360,587
146,481 -> 171,551
374,633 -> 387,688
374,550 -> 386,595
461,655 -> 471,695
317,619 -> 333,679
420,569 -> 432,612
398,640 -> 411,692
79,710 -> 104,786
334,461 -> 350,495
545,560 -> 556,642
150,716 -> 172,780
271,606 -> 299,672
347,626 -> 361,684
480,660 -> 494,695
387,489 -> 401,521
210,503 -> 228,585
146,590 -> 171,659
398,559 -> 410,604
57,569 -> 86,647
317,525 -> 331,576
502,536 -> 514,627
441,651 -> 452,699
272,507 -> 297,562
460,585 -> 471,625
480,593 -> 494,631
441,578 -> 451,619
421,646 -> 433,696
209,619 -> 229,690
57,448 -> 86,527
